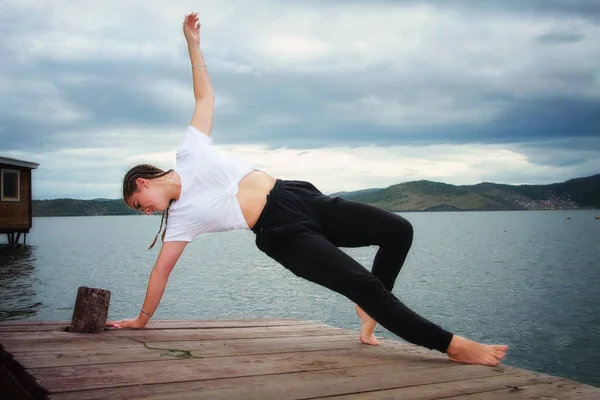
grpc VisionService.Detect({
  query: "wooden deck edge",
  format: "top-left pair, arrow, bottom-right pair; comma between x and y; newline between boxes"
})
0,364 -> 35,400
1,352 -> 47,400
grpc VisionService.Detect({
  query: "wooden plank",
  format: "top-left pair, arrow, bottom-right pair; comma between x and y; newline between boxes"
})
145,319 -> 310,329
318,375 -> 577,400
0,318 -> 309,332
33,347 -> 452,393
0,324 -> 349,343
4,337 -> 144,354
0,318 -> 308,327
441,380 -> 600,399
4,332 -> 361,356
6,336 -> 438,366
571,394 -> 600,400
12,334 -> 367,368
47,363 -> 506,400
135,368 -> 553,400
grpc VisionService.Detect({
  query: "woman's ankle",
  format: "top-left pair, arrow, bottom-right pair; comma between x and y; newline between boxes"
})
446,334 -> 467,355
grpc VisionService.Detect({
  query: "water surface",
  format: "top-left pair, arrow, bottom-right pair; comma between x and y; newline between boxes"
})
1,210 -> 598,386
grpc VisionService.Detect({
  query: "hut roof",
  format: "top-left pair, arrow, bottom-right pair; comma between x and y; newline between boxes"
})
0,156 -> 39,169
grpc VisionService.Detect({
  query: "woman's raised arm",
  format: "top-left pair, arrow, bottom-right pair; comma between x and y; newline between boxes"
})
184,12 -> 215,136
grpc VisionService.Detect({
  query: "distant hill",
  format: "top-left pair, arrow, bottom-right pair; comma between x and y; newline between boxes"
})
32,174 -> 600,216
328,188 -> 381,198
33,198 -> 137,217
334,174 -> 600,211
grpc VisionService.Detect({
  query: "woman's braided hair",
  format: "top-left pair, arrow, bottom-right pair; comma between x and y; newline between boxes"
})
123,164 -> 174,250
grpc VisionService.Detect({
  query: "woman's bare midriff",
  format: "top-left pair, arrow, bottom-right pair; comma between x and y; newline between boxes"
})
237,170 -> 277,229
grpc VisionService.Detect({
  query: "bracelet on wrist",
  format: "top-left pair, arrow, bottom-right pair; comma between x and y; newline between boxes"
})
140,308 -> 153,316
192,64 -> 207,70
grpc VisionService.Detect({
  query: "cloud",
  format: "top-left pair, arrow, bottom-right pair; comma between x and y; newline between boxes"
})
259,34 -> 329,61
316,0 -> 600,21
536,30 -> 585,43
0,0 -> 598,199
9,135 -> 598,200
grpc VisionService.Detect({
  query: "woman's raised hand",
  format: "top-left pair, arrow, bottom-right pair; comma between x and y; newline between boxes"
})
183,12 -> 201,46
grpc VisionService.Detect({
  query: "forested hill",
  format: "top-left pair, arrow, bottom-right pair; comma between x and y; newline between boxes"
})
33,198 -> 136,217
33,174 -> 599,216
329,173 -> 600,212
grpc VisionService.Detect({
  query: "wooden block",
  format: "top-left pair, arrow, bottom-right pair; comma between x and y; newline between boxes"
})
69,287 -> 110,333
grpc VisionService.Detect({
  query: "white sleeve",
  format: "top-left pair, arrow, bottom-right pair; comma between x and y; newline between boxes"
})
187,125 -> 214,147
163,217 -> 194,243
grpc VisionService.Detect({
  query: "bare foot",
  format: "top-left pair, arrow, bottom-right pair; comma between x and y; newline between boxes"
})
446,335 -> 508,367
355,305 -> 380,346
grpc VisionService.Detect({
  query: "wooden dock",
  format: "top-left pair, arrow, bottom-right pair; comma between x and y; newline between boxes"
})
1,319 -> 598,399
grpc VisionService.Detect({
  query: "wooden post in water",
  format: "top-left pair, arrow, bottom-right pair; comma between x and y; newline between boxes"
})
69,287 -> 111,333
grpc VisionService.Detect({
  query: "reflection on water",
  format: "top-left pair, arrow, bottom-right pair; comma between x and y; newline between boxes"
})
0,245 -> 42,321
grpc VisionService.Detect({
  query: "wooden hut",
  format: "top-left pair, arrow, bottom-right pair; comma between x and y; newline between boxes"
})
0,156 -> 39,245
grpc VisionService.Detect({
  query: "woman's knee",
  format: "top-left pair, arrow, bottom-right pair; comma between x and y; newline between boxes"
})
381,216 -> 413,248
399,217 -> 414,240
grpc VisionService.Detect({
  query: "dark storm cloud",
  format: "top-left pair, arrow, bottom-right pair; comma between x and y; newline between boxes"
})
536,31 -> 585,43
310,0 -> 600,21
2,55 -> 599,155
500,0 -> 600,20
0,0 -> 598,162
0,58 -> 188,151
207,65 -> 600,149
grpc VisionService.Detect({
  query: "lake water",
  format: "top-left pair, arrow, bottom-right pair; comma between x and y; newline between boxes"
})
1,211 -> 599,387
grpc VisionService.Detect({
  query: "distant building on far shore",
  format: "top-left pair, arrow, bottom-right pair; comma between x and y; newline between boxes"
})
0,156 -> 40,245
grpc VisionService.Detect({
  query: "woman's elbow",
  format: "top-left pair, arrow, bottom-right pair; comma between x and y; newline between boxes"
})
195,91 -> 215,103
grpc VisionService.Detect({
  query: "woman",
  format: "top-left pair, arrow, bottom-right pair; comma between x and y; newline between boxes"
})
107,12 -> 508,367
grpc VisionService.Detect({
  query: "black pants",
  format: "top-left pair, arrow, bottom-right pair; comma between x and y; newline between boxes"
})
252,179 -> 454,353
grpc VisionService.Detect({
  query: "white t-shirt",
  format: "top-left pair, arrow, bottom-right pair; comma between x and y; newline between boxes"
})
163,126 -> 262,242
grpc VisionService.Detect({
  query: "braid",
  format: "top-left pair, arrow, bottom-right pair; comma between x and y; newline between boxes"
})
122,164 -> 174,250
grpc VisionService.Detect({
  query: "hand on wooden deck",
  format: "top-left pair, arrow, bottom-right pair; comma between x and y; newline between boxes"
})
106,317 -> 147,329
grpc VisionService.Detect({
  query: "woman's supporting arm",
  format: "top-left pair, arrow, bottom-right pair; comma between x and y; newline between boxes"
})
106,240 -> 187,329
184,12 -> 215,136
138,241 -> 187,325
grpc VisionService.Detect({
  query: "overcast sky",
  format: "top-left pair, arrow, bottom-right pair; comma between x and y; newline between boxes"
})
1,0 -> 599,199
